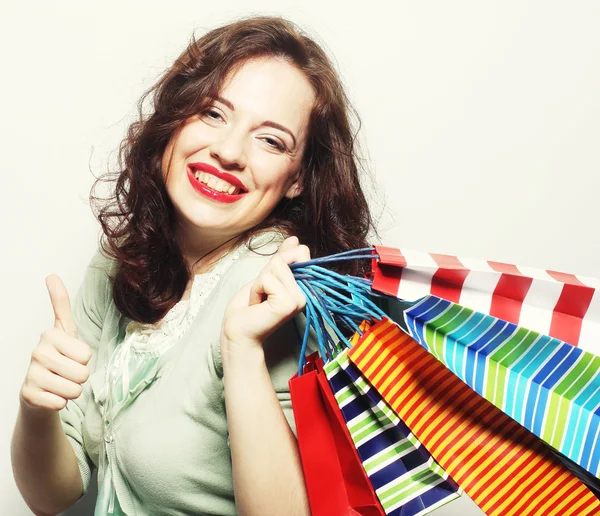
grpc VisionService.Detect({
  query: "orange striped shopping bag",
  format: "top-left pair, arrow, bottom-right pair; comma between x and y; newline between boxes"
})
348,317 -> 600,516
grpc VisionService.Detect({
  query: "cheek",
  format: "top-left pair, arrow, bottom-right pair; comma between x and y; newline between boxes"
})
184,121 -> 216,147
162,126 -> 209,182
171,122 -> 213,159
252,156 -> 299,192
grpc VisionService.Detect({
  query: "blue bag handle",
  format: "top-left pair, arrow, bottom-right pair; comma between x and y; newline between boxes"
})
291,247 -> 393,375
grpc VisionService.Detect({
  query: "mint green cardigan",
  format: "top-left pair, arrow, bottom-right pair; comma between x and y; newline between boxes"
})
59,232 -> 315,515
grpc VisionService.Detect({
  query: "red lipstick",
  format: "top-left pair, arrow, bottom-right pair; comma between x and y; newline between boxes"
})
188,162 -> 246,191
187,162 -> 247,204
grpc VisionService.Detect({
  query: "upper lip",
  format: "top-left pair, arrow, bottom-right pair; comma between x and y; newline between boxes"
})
188,162 -> 247,192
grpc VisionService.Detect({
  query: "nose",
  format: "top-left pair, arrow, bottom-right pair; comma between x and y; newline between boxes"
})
209,127 -> 247,170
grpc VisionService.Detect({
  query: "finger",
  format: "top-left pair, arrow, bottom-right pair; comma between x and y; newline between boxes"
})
275,244 -> 311,266
295,244 -> 311,263
36,366 -> 84,400
53,332 -> 93,366
269,256 -> 307,310
35,344 -> 90,384
46,275 -> 78,338
249,259 -> 289,307
248,272 -> 267,307
248,268 -> 287,307
252,266 -> 305,321
248,242 -> 310,307
21,387 -> 68,411
38,391 -> 68,411
257,271 -> 300,317
277,236 -> 299,254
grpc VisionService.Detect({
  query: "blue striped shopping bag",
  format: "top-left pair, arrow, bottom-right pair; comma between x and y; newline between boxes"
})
401,294 -> 600,485
323,344 -> 461,516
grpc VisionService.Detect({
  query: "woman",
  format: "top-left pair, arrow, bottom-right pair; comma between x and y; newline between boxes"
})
11,15 -> 375,515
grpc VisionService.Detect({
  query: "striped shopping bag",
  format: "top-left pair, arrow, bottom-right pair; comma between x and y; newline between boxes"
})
401,294 -> 600,480
371,246 -> 599,353
324,348 -> 461,515
290,352 -> 385,515
348,317 -> 600,516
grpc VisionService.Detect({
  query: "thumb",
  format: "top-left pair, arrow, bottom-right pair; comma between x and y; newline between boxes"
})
46,274 -> 78,338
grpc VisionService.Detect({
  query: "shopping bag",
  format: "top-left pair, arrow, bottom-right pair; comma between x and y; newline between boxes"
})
289,352 -> 385,516
402,294 -> 600,479
324,346 -> 461,515
371,246 -> 599,353
348,317 -> 600,516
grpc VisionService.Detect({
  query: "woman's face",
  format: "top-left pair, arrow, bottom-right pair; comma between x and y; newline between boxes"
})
162,57 -> 316,253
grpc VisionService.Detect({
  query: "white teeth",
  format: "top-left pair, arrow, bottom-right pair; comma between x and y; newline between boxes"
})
214,179 -> 228,193
192,169 -> 241,195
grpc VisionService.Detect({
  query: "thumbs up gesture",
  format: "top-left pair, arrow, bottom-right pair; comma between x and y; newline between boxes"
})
19,275 -> 92,412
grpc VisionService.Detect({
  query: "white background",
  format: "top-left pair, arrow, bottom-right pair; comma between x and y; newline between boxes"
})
2,1 -> 599,514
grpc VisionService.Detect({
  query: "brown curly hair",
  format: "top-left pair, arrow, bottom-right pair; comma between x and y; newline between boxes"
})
91,15 -> 379,324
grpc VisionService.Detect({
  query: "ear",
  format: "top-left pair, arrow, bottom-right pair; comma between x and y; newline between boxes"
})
284,178 -> 303,199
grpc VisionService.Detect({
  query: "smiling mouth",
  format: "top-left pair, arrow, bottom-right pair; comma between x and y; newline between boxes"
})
192,169 -> 243,195
186,167 -> 247,204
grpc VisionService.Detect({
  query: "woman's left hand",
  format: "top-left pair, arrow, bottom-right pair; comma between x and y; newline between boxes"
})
221,236 -> 311,350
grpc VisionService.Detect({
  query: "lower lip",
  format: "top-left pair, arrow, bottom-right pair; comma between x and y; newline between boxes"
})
186,168 -> 247,204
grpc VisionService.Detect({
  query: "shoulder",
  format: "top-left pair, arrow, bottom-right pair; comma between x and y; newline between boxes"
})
223,229 -> 288,281
203,229 -> 292,309
88,245 -> 117,277
80,246 -> 116,297
72,246 -> 118,330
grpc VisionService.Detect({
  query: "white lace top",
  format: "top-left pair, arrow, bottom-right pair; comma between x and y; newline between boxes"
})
124,242 -> 249,356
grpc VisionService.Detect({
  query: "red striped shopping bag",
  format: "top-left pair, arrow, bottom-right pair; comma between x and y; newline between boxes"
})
371,246 -> 599,353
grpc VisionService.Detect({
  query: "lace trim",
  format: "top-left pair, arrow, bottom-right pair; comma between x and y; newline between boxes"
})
111,229 -> 286,360
124,242 -> 249,357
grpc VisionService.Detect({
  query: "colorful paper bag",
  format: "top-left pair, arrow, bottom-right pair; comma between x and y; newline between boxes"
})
324,347 -> 461,515
371,246 -> 599,353
289,353 -> 385,516
348,317 -> 600,516
402,294 -> 600,479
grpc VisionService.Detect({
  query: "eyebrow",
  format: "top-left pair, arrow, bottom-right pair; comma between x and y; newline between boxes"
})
214,95 -> 297,148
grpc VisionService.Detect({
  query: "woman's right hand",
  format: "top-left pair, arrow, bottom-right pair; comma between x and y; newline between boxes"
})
19,275 -> 92,412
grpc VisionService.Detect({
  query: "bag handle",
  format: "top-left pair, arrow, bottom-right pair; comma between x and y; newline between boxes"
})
291,248 -> 390,375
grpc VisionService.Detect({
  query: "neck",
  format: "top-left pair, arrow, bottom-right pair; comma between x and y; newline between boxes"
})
176,223 -> 246,275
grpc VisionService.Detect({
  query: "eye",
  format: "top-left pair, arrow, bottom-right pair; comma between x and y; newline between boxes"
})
261,137 -> 287,152
201,108 -> 224,122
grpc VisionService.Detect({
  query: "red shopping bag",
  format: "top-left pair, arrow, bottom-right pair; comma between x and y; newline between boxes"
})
290,353 -> 384,516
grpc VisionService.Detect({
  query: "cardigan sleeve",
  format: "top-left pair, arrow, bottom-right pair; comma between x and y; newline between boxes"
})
58,247 -> 113,496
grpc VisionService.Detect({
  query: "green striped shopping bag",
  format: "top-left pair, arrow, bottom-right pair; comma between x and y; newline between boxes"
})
324,346 -> 461,515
